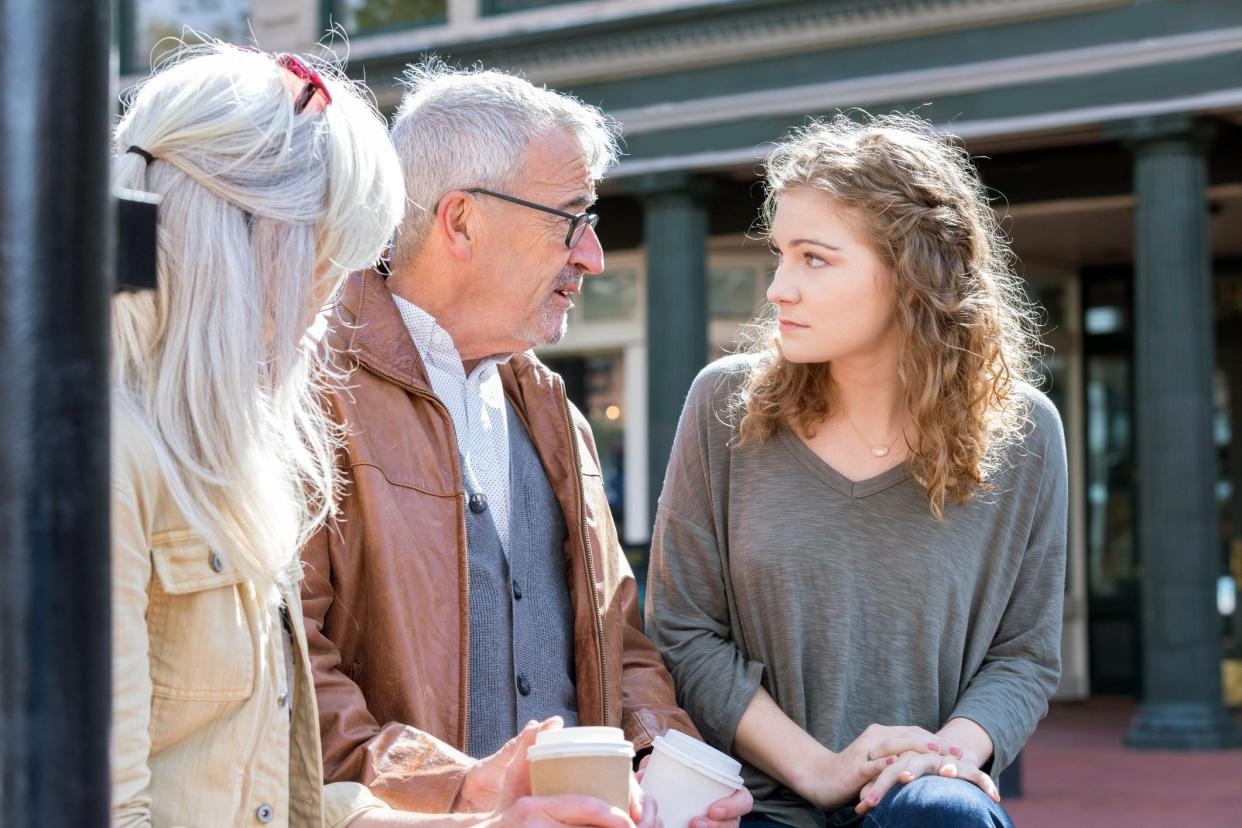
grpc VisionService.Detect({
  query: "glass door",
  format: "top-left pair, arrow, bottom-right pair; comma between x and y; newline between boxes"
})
1029,272 -> 1090,700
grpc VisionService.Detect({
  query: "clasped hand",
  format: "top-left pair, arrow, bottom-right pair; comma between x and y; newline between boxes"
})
796,724 -> 997,814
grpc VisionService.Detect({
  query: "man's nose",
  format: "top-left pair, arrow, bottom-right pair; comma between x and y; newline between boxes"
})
570,223 -> 605,275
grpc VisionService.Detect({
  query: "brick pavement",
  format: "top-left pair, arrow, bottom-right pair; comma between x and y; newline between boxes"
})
1003,697 -> 1242,827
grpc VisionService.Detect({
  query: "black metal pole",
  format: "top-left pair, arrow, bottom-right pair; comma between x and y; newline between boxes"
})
0,0 -> 114,824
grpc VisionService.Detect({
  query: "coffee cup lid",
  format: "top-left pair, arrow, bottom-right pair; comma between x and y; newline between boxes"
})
527,726 -> 636,761
652,730 -> 744,789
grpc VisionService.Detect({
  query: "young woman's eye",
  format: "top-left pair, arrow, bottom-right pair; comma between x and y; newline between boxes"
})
805,252 -> 827,267
767,243 -> 783,262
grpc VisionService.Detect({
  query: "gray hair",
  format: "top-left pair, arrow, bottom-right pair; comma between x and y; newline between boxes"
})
389,59 -> 620,266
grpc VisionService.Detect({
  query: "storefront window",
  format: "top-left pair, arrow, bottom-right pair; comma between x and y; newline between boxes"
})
541,352 -> 627,528
483,0 -> 592,14
581,268 -> 638,322
1215,266 -> 1242,704
330,0 -> 446,36
127,0 -> 252,73
1082,271 -> 1139,693
709,266 -> 765,320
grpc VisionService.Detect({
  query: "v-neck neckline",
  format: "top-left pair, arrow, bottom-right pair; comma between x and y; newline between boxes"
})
778,427 -> 912,499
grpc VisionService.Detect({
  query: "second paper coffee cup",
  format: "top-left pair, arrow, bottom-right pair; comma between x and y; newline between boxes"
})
639,730 -> 744,828
528,726 -> 635,811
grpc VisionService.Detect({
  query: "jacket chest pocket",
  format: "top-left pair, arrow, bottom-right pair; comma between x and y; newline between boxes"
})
147,534 -> 255,701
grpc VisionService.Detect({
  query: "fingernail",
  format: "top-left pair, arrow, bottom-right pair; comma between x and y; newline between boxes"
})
710,809 -> 724,819
886,756 -> 895,765
949,747 -> 963,758
867,793 -> 878,804
927,742 -> 940,752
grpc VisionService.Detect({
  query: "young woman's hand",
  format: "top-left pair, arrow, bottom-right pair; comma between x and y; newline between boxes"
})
842,723 -> 961,767
628,771 -> 660,828
792,745 -> 889,810
794,723 -> 958,810
853,751 -> 1000,816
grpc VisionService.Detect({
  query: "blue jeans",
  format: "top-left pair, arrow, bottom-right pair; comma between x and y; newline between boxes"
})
741,777 -> 1014,828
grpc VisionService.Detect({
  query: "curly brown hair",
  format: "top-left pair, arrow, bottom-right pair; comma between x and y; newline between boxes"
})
736,113 -> 1041,518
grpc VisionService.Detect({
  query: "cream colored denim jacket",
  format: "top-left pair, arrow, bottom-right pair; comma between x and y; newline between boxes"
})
110,404 -> 388,827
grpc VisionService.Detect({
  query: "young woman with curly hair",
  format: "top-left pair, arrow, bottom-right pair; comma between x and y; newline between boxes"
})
645,114 -> 1067,828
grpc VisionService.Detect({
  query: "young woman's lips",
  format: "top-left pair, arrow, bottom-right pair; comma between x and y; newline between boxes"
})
778,319 -> 808,332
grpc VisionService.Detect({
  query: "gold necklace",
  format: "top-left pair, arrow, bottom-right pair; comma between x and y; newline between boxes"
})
840,410 -> 903,458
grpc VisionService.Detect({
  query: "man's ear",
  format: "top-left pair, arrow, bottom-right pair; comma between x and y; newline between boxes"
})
435,191 -> 478,262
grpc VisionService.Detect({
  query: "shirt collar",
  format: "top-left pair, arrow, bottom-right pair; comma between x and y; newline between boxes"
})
391,294 -> 511,381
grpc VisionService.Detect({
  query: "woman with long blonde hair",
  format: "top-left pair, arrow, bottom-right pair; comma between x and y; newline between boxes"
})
646,114 -> 1067,828
110,43 -> 639,828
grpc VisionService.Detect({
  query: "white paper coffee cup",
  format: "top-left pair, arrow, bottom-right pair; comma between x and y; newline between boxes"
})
528,726 -> 635,811
640,730 -> 745,828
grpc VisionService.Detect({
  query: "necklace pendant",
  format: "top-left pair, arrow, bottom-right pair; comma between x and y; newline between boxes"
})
872,446 -> 890,458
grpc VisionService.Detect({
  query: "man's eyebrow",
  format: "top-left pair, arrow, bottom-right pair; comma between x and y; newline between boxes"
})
560,194 -> 594,212
791,237 -> 842,252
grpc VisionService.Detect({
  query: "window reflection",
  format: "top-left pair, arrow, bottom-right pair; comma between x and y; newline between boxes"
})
1082,271 -> 1139,693
484,0 -> 591,14
130,0 -> 252,71
542,353 -> 626,527
333,0 -> 446,35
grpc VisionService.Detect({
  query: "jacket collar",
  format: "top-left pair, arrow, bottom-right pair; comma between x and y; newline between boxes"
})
333,269 -> 434,393
332,269 -> 562,410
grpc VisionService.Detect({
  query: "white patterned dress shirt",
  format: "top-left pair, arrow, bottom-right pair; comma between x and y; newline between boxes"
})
392,294 -> 512,551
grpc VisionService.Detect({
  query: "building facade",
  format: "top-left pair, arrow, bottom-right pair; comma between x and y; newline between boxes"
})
119,0 -> 1242,747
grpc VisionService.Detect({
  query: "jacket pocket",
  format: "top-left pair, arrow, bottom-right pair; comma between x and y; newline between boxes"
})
146,531 -> 255,702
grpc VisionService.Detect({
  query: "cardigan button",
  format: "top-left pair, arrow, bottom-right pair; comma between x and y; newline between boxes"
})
469,492 -> 488,514
255,804 -> 274,823
208,552 -> 224,573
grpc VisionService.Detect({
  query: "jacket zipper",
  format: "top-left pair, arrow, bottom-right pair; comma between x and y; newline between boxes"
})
557,379 -> 610,727
358,359 -> 472,749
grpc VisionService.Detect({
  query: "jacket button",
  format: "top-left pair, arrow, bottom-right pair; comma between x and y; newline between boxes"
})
208,552 -> 224,573
512,579 -> 522,601
469,492 -> 488,514
516,673 -> 531,696
255,804 -> 274,823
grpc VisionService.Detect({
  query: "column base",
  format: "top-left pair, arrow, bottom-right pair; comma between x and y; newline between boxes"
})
1124,703 -> 1242,750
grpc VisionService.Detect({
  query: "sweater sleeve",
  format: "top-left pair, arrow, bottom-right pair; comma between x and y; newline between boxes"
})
644,361 -> 766,751
950,394 -> 1069,773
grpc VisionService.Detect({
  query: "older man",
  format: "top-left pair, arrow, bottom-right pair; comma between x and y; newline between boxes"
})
301,63 -> 751,827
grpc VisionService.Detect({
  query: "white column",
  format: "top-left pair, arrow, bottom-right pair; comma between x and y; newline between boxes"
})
447,0 -> 481,27
623,343 -> 649,545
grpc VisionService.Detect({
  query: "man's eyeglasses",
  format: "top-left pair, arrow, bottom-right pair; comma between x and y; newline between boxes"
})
465,188 -> 599,249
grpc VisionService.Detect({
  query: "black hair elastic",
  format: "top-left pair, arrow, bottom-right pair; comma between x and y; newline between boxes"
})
127,145 -> 155,164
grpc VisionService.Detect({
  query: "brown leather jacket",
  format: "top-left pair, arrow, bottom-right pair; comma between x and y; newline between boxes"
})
301,270 -> 698,812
